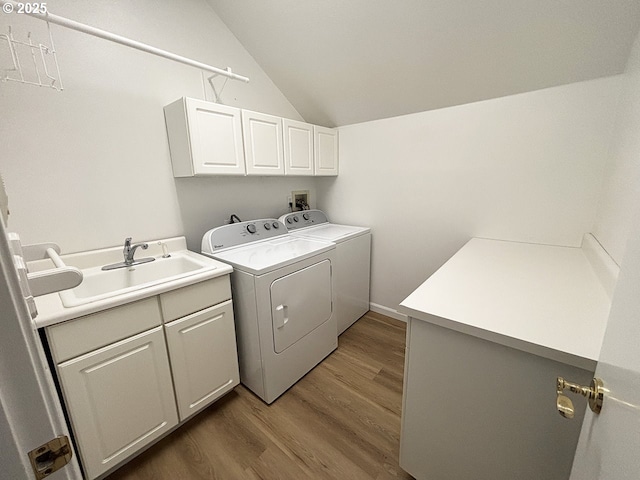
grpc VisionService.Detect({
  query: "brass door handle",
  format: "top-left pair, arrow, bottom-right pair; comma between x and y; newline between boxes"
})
556,377 -> 604,418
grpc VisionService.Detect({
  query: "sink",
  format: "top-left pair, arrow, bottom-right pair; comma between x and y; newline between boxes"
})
58,252 -> 216,307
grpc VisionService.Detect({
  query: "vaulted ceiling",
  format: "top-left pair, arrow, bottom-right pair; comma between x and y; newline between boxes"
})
207,0 -> 640,127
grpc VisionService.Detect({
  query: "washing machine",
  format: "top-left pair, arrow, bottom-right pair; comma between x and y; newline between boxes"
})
201,218 -> 337,404
279,210 -> 371,335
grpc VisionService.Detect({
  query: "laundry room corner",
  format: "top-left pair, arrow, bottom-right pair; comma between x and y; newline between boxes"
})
317,76 -> 624,316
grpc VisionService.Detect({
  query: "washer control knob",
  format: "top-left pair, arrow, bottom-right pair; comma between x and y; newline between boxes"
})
293,216 -> 299,222
272,222 -> 280,229
246,224 -> 257,234
303,213 -> 310,220
263,223 -> 271,230
286,217 -> 293,224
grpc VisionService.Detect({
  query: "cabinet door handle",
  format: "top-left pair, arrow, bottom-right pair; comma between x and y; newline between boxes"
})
275,304 -> 289,329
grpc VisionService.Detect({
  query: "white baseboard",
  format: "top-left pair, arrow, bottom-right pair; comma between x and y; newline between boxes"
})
369,302 -> 407,322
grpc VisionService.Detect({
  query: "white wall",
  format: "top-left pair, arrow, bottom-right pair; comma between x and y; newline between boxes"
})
317,77 -> 623,312
175,175 -> 316,252
0,0 -> 312,253
592,33 -> 640,265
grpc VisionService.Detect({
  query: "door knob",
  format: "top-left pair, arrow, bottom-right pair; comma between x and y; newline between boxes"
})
556,377 -> 604,418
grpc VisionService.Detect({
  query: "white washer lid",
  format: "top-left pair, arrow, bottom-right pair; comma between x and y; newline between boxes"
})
207,235 -> 335,275
289,223 -> 370,243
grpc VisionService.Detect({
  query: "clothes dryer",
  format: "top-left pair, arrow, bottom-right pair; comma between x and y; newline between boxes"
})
279,210 -> 371,334
201,218 -> 337,404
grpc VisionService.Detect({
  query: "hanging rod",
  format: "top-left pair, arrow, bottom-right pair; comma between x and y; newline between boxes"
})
0,0 -> 250,83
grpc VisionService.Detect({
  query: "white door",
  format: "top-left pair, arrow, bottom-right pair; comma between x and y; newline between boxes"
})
0,218 -> 82,479
270,259 -> 333,353
165,300 -> 239,421
58,326 -> 178,479
569,209 -> 640,478
313,125 -> 339,176
186,98 -> 246,176
283,118 -> 314,176
242,110 -> 285,175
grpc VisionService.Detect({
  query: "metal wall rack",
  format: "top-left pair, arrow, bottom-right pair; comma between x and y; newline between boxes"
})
1,22 -> 63,90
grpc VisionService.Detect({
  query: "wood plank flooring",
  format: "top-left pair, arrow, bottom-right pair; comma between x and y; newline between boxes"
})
106,312 -> 413,480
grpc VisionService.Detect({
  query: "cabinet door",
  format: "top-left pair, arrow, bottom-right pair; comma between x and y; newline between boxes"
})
314,125 -> 339,176
165,300 -> 240,421
57,326 -> 178,480
283,119 -> 314,176
184,98 -> 246,175
242,110 -> 285,175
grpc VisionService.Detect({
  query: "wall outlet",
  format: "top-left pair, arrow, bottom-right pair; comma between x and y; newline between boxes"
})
292,190 -> 310,211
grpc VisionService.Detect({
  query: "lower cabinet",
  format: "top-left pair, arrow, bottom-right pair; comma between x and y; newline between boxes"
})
399,319 -> 592,480
58,326 -> 178,480
45,276 -> 239,479
165,300 -> 239,421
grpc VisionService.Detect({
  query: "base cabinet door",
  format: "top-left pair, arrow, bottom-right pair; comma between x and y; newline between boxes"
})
57,326 -> 178,480
165,300 -> 240,421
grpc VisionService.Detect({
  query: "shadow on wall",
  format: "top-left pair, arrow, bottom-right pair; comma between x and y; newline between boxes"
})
174,176 -> 317,252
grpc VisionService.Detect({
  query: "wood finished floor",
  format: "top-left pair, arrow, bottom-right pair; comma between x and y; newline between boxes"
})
106,312 -> 413,480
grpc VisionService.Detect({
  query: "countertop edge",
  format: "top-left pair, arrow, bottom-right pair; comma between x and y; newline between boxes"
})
397,304 -> 597,371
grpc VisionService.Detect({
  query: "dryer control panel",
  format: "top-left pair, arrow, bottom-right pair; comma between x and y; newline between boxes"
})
202,219 -> 287,253
279,209 -> 328,230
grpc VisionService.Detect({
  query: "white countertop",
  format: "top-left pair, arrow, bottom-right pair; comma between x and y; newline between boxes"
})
398,237 -> 614,370
31,237 -> 233,329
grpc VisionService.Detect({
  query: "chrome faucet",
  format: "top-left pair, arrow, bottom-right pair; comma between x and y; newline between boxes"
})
123,237 -> 148,265
102,237 -> 155,270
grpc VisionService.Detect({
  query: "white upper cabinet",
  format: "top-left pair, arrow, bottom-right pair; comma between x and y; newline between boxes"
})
164,98 -> 338,177
164,97 -> 246,176
242,110 -> 285,176
283,119 -> 314,176
314,125 -> 339,176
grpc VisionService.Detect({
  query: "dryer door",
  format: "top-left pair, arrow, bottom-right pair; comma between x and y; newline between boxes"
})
270,259 -> 333,353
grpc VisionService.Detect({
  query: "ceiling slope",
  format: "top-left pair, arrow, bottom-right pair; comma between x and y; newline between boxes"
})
207,0 -> 640,127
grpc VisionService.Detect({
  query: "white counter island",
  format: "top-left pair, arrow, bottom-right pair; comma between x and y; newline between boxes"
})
397,235 -> 616,480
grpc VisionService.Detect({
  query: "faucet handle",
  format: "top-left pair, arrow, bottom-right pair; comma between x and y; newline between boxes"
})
123,237 -> 132,256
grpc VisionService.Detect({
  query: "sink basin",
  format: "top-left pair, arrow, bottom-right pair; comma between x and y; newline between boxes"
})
58,252 -> 216,307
